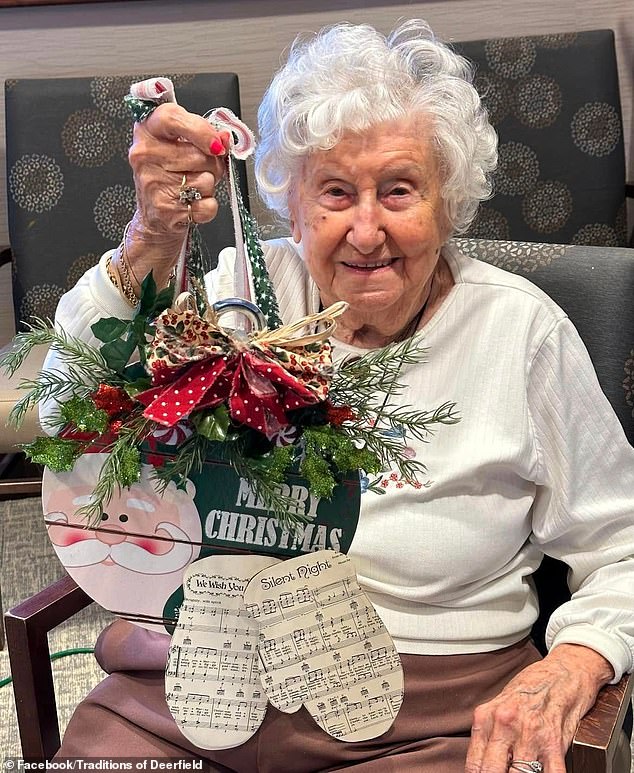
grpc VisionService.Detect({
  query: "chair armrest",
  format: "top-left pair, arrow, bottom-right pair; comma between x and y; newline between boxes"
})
5,575 -> 93,761
571,673 -> 632,772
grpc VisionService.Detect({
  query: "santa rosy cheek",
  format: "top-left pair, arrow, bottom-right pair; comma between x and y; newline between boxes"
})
128,536 -> 173,555
48,526 -> 95,547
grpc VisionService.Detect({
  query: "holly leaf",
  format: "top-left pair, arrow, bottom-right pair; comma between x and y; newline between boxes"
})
122,361 -> 148,383
191,405 -> 230,441
154,285 -> 175,315
124,376 -> 153,396
91,317 -> 130,343
99,335 -> 137,374
138,272 -> 158,316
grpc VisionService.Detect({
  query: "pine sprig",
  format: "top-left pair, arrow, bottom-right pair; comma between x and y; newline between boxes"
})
0,317 -> 110,381
78,419 -> 151,527
153,433 -> 210,493
9,370 -> 95,428
343,423 -> 428,483
329,336 -> 429,409
0,318 -> 54,376
226,443 -> 309,530
367,401 -> 461,443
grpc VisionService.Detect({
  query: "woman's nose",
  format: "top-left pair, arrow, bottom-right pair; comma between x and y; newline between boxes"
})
346,205 -> 386,253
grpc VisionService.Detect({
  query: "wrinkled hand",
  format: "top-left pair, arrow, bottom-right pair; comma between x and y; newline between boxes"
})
465,644 -> 613,773
124,102 -> 229,289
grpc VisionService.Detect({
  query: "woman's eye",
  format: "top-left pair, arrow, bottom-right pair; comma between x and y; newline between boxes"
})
325,187 -> 347,197
388,186 -> 411,196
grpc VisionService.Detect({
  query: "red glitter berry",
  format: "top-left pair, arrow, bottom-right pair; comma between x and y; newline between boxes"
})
92,384 -> 135,417
325,402 -> 356,426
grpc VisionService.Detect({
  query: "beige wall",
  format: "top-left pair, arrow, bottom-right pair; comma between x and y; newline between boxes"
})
0,0 -> 632,251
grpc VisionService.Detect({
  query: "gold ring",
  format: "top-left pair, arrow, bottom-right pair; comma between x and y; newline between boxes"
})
179,173 -> 202,205
187,203 -> 194,225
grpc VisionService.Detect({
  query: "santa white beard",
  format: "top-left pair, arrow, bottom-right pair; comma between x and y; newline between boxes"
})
47,517 -> 199,628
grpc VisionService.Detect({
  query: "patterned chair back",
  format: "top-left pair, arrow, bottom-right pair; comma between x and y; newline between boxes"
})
454,30 -> 628,246
5,73 -> 248,331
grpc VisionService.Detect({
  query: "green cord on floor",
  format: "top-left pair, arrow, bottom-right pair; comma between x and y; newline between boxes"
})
0,646 -> 94,688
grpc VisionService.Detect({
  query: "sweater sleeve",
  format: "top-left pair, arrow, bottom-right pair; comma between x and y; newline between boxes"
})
39,251 -> 136,432
527,317 -> 634,680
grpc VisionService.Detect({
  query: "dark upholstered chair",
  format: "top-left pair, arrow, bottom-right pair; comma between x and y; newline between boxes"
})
0,72 -> 248,494
5,238 -> 633,770
455,31 -> 633,247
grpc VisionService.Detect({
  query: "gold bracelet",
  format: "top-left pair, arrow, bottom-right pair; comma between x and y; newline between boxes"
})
105,253 -> 123,294
114,249 -> 139,308
121,221 -> 142,288
109,221 -> 178,303
108,222 -> 139,308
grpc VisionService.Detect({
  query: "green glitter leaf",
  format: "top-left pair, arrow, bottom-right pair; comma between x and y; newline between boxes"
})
300,450 -> 336,499
23,436 -> 82,472
118,444 -> 142,488
60,395 -> 109,434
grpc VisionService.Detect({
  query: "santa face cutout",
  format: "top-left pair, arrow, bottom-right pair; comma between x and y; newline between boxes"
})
42,453 -> 202,629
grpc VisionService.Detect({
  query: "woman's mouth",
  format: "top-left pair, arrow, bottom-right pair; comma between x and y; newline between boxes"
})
341,258 -> 398,271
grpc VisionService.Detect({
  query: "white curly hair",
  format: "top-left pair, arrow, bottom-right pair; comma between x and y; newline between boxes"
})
255,19 -> 498,235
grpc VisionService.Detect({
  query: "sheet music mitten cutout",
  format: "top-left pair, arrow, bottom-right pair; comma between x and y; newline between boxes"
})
166,554 -> 281,749
244,550 -> 404,742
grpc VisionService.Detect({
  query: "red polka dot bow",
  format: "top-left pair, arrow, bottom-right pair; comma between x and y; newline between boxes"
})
135,301 -> 347,437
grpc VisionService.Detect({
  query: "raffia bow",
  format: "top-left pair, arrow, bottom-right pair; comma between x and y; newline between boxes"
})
135,300 -> 348,436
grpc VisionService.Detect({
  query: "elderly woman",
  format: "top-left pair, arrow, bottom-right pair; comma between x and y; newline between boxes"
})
46,19 -> 633,773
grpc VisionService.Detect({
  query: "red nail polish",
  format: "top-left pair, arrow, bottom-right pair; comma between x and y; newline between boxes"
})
209,139 -> 224,155
154,80 -> 167,93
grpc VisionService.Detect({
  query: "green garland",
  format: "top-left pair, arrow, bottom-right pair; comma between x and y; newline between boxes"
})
1,274 -> 460,530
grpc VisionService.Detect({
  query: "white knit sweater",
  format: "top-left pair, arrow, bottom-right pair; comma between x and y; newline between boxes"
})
43,238 -> 634,681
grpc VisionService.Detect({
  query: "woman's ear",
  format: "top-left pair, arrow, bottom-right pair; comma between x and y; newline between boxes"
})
289,217 -> 302,244
287,190 -> 302,244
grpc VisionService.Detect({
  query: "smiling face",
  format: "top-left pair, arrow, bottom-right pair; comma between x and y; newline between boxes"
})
288,116 -> 452,347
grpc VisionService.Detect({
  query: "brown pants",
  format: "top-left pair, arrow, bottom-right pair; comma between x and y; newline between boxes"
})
55,620 -> 541,772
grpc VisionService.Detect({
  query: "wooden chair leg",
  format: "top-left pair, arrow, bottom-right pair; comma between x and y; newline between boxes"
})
5,575 -> 92,761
